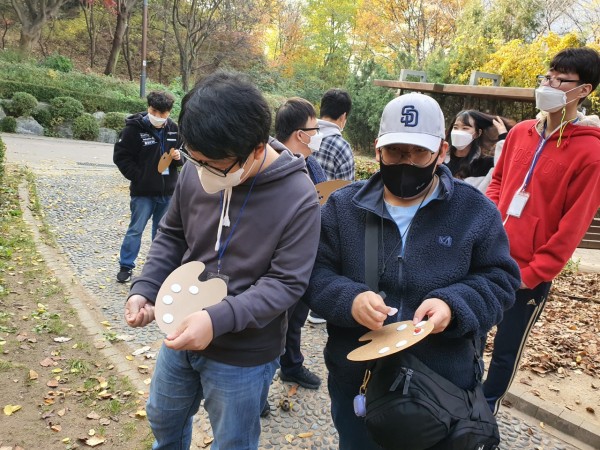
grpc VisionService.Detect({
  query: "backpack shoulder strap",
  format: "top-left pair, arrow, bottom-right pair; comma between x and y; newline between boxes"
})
365,211 -> 379,292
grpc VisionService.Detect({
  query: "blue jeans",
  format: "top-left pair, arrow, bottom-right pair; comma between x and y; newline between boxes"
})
147,344 -> 278,450
483,281 -> 552,414
328,372 -> 383,450
118,195 -> 170,269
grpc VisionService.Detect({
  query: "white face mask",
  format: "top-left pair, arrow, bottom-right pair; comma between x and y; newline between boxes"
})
535,85 -> 580,113
196,157 -> 255,194
148,113 -> 168,128
299,130 -> 323,153
450,130 -> 474,150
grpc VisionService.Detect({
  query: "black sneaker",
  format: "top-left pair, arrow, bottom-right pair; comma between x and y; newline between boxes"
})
116,266 -> 132,283
279,366 -> 321,390
307,311 -> 326,324
260,400 -> 270,418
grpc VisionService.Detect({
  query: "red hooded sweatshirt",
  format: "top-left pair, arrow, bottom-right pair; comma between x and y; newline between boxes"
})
487,113 -> 600,288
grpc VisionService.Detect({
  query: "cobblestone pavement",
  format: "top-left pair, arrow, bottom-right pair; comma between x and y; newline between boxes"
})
30,163 -> 586,450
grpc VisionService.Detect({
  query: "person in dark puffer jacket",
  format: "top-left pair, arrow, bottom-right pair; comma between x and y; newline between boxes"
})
305,93 -> 520,450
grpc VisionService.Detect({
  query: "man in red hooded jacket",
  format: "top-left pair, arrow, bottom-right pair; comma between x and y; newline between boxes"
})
484,47 -> 600,414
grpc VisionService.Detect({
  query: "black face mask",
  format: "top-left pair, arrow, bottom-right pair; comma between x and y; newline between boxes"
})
379,157 -> 438,198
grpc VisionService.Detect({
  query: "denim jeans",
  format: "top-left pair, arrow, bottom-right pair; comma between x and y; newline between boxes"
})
118,195 -> 170,269
328,372 -> 383,450
147,343 -> 278,450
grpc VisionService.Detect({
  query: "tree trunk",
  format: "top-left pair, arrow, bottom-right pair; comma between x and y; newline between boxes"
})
19,23 -> 43,53
104,9 -> 129,75
11,0 -> 69,54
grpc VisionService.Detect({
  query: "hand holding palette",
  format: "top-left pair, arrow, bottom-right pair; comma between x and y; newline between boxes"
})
347,320 -> 434,362
154,261 -> 227,334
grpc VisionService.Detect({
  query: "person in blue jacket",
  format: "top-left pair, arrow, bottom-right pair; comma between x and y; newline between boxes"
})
305,93 -> 520,450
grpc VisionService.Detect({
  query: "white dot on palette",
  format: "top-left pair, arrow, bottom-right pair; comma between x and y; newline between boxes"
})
162,295 -> 173,305
171,283 -> 182,293
413,328 -> 424,336
416,320 -> 427,327
163,313 -> 174,324
189,285 -> 199,295
396,339 -> 408,348
378,347 -> 390,354
397,324 -> 408,331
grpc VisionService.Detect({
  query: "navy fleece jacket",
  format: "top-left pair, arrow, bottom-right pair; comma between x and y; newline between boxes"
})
306,164 -> 520,390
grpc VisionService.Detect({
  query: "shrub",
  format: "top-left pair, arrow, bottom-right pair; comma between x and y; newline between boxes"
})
0,135 -> 5,181
32,108 -> 52,128
0,116 -> 17,133
72,114 -> 99,141
50,96 -> 85,121
41,54 -> 73,73
103,112 -> 128,132
8,91 -> 38,117
355,156 -> 379,181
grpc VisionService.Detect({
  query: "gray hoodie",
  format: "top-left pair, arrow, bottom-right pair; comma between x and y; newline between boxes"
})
130,149 -> 321,366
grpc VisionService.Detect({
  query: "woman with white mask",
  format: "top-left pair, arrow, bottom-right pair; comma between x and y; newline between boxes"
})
444,110 -> 513,191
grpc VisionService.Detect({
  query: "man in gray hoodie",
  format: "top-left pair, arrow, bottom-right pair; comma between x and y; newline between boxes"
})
123,72 -> 321,450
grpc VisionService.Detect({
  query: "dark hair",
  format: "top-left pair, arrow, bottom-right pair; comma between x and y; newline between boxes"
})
320,88 -> 352,120
146,91 -> 175,113
550,47 -> 600,93
275,97 -> 317,143
446,110 -> 513,178
179,71 -> 271,161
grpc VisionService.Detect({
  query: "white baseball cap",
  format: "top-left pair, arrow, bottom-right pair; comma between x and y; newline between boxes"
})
376,93 -> 445,153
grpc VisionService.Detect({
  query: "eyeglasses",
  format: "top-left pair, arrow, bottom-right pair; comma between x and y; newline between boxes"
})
536,75 -> 580,89
179,145 -> 241,177
298,127 -> 320,132
380,146 -> 436,168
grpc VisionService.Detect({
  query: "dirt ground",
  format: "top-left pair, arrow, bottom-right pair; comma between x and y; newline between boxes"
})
484,270 -> 600,427
0,168 -> 153,450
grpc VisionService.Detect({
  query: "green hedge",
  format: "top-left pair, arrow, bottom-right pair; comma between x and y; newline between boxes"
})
73,114 -> 100,141
0,135 -> 5,182
0,79 -> 146,114
0,116 -> 17,133
355,156 -> 379,181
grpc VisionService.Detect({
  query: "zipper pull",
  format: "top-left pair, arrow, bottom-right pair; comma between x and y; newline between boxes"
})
402,368 -> 413,395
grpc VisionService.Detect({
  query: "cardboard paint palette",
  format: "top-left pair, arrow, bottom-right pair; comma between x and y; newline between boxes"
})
315,180 -> 351,205
157,149 -> 174,173
154,261 -> 227,334
347,320 -> 434,361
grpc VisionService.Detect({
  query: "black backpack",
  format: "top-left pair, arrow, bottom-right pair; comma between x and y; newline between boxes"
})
364,352 -> 499,450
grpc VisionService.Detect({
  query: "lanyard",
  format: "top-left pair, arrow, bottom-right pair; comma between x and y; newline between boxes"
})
216,150 -> 267,273
522,124 -> 549,191
521,118 -> 573,191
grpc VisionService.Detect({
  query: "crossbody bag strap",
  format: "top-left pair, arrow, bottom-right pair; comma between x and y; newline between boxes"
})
364,211 -> 379,292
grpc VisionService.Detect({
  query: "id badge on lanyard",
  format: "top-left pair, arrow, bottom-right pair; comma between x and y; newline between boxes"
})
507,190 -> 530,218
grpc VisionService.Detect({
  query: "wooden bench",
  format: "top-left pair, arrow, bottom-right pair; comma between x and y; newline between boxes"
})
580,210 -> 600,249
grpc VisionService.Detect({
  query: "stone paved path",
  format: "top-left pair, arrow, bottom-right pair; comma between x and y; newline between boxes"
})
7,133 -> 588,449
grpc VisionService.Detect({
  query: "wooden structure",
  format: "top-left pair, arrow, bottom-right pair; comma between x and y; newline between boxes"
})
581,211 -> 600,250
373,79 -> 599,250
373,79 -> 535,102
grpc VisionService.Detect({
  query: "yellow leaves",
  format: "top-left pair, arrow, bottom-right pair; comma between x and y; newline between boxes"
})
134,410 -> 147,418
4,404 -> 22,415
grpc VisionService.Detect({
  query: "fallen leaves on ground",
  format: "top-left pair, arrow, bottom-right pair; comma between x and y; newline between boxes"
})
487,272 -> 600,377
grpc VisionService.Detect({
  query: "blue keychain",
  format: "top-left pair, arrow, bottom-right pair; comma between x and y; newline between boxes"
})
353,368 -> 371,417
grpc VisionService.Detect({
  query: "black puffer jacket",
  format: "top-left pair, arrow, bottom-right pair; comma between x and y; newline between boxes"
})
113,112 -> 180,196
